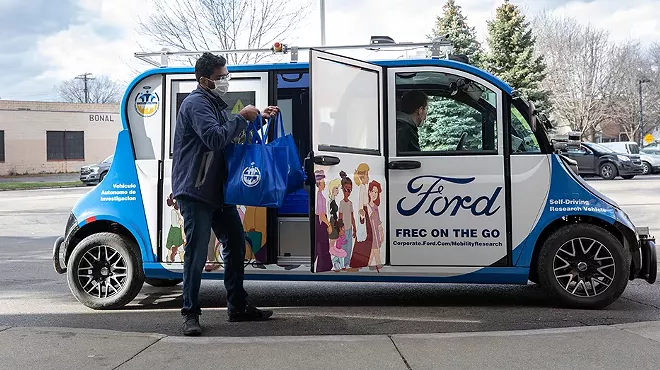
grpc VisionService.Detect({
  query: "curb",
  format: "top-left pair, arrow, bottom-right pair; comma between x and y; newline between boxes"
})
2,321 -> 660,343
0,185 -> 86,192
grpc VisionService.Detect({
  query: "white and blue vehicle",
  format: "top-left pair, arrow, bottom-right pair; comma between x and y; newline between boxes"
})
53,38 -> 656,311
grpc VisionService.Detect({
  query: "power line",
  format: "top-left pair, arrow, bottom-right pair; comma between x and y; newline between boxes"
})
75,73 -> 95,103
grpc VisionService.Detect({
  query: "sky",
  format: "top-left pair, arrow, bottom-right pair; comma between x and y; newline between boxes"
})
0,0 -> 658,101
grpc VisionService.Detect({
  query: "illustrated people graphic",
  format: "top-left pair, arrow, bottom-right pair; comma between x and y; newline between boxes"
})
330,220 -> 348,270
338,171 -> 356,268
367,180 -> 384,270
165,193 -> 186,263
327,177 -> 342,254
314,170 -> 333,272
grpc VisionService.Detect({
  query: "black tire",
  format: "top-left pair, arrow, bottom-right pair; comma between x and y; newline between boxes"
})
641,161 -> 651,175
99,171 -> 107,181
144,278 -> 182,287
599,162 -> 618,180
621,175 -> 635,179
537,224 -> 630,309
66,232 -> 144,310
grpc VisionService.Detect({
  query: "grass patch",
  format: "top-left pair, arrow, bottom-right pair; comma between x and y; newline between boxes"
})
0,181 -> 85,191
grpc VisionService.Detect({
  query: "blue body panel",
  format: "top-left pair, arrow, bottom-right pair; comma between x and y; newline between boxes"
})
68,56 -> 634,285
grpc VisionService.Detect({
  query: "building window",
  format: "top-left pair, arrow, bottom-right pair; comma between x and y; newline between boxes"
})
0,130 -> 4,162
46,131 -> 85,161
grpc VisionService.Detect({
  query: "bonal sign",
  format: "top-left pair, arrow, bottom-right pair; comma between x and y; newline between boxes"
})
89,114 -> 116,122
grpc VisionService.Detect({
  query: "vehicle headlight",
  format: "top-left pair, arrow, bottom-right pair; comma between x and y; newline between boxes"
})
90,166 -> 99,173
617,155 -> 630,162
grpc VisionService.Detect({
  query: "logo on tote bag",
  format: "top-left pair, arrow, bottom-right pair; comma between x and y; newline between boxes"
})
241,162 -> 261,187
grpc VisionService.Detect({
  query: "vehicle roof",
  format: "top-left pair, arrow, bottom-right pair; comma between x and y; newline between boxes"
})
120,58 -> 514,130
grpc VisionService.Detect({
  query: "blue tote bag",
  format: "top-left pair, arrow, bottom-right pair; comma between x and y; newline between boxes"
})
263,112 -> 305,195
224,114 -> 289,208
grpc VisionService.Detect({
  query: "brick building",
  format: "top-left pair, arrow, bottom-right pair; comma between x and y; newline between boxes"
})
0,100 -> 121,176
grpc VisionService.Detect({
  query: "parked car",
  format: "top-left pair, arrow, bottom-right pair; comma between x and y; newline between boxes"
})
601,141 -> 660,175
558,142 -> 643,180
80,155 -> 113,185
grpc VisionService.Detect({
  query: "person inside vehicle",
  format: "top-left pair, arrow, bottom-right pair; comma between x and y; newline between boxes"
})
396,90 -> 429,153
171,52 -> 279,336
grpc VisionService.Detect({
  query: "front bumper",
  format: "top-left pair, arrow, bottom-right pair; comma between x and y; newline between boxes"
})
635,227 -> 657,284
617,162 -> 644,175
80,172 -> 100,183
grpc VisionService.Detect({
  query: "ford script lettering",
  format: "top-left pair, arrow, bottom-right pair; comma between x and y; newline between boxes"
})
396,175 -> 502,217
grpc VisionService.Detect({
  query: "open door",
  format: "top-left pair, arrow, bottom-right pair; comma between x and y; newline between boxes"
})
308,49 -> 387,273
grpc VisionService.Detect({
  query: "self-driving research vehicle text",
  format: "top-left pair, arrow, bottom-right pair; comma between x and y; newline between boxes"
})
53,37 -> 657,311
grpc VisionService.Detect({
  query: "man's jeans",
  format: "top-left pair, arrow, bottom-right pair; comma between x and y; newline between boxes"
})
176,197 -> 248,316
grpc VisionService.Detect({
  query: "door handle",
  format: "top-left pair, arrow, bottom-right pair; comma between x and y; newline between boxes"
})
388,160 -> 421,170
314,155 -> 341,166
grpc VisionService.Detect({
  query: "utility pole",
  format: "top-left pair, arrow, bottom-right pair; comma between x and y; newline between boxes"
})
639,78 -> 651,145
75,73 -> 95,103
320,0 -> 326,46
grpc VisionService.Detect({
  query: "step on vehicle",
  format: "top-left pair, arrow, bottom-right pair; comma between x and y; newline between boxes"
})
53,37 -> 657,311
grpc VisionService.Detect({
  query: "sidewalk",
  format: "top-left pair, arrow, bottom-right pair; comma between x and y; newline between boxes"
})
2,322 -> 660,370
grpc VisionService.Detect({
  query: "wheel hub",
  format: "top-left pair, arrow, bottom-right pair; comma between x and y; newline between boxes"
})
77,245 -> 128,299
553,237 -> 616,297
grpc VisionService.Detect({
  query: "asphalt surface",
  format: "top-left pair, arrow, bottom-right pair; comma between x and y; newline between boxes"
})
1,176 -> 659,337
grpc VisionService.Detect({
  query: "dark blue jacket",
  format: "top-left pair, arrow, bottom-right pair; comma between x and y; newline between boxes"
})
172,86 -> 249,208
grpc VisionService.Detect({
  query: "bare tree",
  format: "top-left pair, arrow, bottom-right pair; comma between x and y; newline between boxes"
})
533,13 -> 614,139
57,75 -> 124,104
136,0 -> 314,66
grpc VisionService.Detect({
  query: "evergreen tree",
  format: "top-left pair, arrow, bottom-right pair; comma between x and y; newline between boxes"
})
484,0 -> 552,114
420,96 -> 485,152
429,0 -> 484,67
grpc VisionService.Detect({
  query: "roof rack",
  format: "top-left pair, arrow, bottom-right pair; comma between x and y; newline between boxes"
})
134,36 -> 454,67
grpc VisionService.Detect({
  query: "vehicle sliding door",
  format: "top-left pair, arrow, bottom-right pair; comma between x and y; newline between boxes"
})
308,49 -> 387,273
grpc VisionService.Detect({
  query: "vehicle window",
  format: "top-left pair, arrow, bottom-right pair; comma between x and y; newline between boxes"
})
627,143 -> 640,154
395,71 -> 498,154
510,105 -> 541,153
313,57 -> 380,152
102,155 -> 113,164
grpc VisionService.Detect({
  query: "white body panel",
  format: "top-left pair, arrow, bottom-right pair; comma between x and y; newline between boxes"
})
510,155 -> 550,249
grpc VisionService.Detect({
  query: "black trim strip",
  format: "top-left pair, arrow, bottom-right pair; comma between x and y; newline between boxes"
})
503,97 -> 514,266
398,149 -> 499,157
308,53 -> 316,272
317,145 -> 380,156
266,70 -> 280,264
156,75 -> 167,263
382,67 -> 391,267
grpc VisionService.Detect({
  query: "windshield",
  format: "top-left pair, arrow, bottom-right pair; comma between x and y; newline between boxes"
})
102,155 -> 113,164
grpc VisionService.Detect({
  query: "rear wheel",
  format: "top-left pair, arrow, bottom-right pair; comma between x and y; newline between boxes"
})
66,232 -> 144,310
599,163 -> 617,180
641,161 -> 651,175
145,278 -> 182,287
537,224 -> 630,309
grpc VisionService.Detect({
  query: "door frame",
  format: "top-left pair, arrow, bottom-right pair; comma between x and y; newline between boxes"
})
159,71 -> 270,263
384,65 -> 514,267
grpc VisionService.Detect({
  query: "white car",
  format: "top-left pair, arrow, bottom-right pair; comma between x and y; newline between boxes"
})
601,141 -> 660,175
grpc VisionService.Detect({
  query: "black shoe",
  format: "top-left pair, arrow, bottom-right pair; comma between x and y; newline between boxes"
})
228,305 -> 273,322
182,314 -> 202,336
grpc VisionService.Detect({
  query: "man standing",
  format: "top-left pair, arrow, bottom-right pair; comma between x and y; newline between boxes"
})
172,52 -> 278,336
396,90 -> 428,153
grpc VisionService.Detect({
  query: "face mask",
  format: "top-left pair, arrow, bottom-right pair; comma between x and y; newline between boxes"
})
212,79 -> 229,97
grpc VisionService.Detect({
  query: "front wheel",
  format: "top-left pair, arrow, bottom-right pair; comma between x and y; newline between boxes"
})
599,163 -> 618,180
66,232 -> 144,310
537,224 -> 630,309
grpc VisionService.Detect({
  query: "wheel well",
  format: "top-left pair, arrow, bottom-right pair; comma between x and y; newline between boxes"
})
65,220 -> 139,264
528,215 -> 624,283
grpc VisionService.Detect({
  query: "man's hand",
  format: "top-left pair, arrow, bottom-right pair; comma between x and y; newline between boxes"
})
239,105 -> 260,122
262,105 -> 280,119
